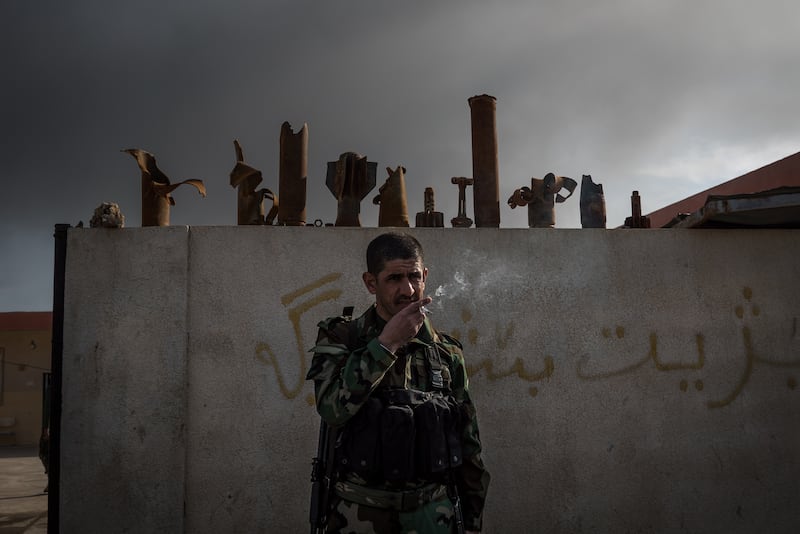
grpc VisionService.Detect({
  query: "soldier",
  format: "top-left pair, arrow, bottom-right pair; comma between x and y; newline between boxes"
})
307,232 -> 490,533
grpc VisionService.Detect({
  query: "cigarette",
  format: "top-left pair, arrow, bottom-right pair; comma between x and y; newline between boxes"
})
420,305 -> 432,315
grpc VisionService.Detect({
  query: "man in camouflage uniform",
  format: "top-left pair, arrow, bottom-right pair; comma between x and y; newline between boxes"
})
307,232 -> 490,533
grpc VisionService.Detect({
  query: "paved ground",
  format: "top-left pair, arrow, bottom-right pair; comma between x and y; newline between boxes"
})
0,446 -> 48,533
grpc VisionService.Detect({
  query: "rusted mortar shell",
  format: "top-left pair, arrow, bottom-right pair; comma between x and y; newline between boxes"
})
415,187 -> 444,227
580,174 -> 606,228
326,152 -> 377,227
123,148 -> 206,227
451,176 -> 474,228
528,177 -> 554,228
373,166 -> 410,227
624,190 -> 651,228
468,94 -> 501,227
632,190 -> 642,218
143,182 -> 172,227
230,140 -> 277,225
278,121 -> 308,226
544,173 -> 578,204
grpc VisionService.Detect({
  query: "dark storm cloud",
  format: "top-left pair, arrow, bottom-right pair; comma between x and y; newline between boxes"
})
2,0 -> 799,310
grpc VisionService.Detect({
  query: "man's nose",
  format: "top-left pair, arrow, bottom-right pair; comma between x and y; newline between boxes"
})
399,277 -> 415,296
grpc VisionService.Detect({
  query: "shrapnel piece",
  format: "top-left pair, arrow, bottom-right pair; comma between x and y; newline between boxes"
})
326,152 -> 377,227
507,172 -> 577,228
579,174 -> 606,228
624,190 -> 651,228
229,140 -> 278,225
122,148 -> 206,227
278,121 -> 308,226
415,187 -> 444,228
451,177 -> 474,228
373,166 -> 410,227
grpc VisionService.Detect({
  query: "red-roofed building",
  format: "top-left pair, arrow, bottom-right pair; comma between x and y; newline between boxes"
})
0,312 -> 52,446
645,150 -> 800,228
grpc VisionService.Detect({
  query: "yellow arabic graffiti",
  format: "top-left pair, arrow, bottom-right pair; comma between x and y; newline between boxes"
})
576,287 -> 800,409
452,308 -> 552,397
577,332 -> 706,380
255,278 -> 798,410
255,273 -> 342,405
707,287 -> 800,408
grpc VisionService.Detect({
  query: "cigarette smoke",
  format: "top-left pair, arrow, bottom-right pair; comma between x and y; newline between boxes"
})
428,250 -> 524,313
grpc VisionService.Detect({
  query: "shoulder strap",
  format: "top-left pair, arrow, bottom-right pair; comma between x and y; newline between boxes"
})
341,306 -> 359,351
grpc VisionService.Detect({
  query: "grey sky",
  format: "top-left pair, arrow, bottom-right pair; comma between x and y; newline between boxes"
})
2,0 -> 799,311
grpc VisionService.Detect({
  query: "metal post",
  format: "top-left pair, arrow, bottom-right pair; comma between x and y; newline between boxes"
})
49,223 -> 70,532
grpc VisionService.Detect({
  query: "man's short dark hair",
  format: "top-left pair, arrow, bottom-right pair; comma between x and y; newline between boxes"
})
366,233 -> 424,275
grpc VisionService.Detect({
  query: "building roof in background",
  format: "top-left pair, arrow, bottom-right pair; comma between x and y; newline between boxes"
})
646,150 -> 800,228
665,186 -> 800,228
0,312 -> 52,331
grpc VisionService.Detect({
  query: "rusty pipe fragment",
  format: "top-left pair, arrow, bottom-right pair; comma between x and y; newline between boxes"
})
373,166 -> 410,227
326,152 -> 377,227
450,177 -> 474,228
415,187 -> 444,227
507,173 -> 576,228
468,94 -> 500,227
229,140 -> 278,225
579,174 -> 606,228
278,121 -> 308,226
122,148 -> 206,227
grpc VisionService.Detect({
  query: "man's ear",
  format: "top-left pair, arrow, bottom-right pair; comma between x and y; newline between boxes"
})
362,271 -> 377,294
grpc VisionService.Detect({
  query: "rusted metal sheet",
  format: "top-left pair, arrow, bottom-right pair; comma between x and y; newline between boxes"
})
373,166 -> 410,227
508,173 -> 576,228
580,174 -> 606,228
229,140 -> 278,225
415,187 -> 444,227
450,177 -> 474,228
278,121 -> 308,226
468,94 -> 500,227
122,148 -> 206,227
326,152 -> 377,227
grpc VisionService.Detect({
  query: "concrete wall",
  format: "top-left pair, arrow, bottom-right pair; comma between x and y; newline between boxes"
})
60,227 -> 800,533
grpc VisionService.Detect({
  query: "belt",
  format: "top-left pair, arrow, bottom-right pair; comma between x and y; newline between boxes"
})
334,480 -> 448,512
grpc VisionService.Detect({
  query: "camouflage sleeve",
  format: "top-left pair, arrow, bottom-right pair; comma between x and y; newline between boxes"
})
306,318 -> 397,427
442,338 -> 491,532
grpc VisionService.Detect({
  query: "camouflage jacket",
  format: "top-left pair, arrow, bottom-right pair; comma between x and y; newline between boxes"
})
306,304 -> 490,531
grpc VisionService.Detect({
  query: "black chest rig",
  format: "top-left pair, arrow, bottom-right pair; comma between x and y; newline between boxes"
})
338,327 -> 465,484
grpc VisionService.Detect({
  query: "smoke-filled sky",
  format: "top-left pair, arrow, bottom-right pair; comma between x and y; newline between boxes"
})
2,1 -> 799,312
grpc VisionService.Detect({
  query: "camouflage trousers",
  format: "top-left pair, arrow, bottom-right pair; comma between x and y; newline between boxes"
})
326,494 -> 456,534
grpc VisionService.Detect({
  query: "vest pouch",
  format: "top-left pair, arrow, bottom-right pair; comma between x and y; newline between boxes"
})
414,397 -> 450,476
443,397 -> 463,469
340,396 -> 383,480
381,404 -> 416,481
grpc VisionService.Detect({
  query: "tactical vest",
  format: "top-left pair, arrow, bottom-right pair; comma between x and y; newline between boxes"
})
335,313 -> 465,484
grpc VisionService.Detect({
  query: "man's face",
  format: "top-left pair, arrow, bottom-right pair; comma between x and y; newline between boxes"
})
363,257 -> 428,321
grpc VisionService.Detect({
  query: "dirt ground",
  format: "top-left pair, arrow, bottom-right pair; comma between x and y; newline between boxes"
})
0,446 -> 48,533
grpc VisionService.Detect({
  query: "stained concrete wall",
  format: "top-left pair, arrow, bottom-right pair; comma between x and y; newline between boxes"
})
60,227 -> 800,533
